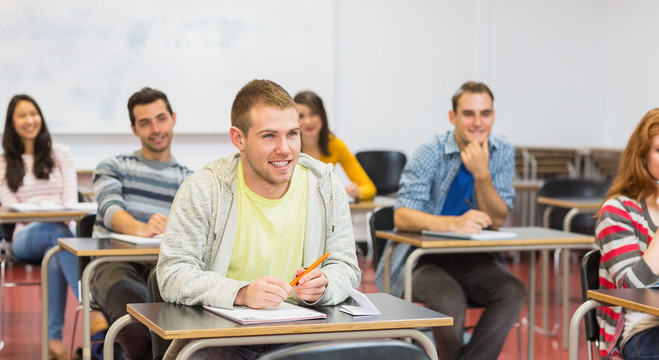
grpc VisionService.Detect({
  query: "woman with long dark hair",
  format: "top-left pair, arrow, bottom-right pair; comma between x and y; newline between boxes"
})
294,90 -> 376,201
595,108 -> 659,359
0,95 -> 105,360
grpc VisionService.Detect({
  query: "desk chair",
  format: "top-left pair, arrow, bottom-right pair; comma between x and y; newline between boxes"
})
259,339 -> 430,360
537,179 -> 609,234
355,151 -> 406,196
580,249 -> 601,360
368,206 -> 522,359
0,223 -> 41,352
147,267 -> 172,360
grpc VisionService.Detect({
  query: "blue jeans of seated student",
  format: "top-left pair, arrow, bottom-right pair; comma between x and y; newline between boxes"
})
12,222 -> 77,341
622,325 -> 659,360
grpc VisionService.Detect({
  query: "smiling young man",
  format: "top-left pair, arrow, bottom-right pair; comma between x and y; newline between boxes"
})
375,81 -> 526,360
156,79 -> 360,359
91,87 -> 193,359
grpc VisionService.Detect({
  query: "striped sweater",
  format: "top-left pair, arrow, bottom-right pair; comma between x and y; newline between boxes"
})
92,151 -> 192,238
595,196 -> 659,359
0,143 -> 78,207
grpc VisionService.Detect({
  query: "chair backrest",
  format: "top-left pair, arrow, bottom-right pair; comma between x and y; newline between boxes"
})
368,206 -> 394,269
77,213 -> 96,238
355,151 -> 406,195
259,339 -> 430,360
580,249 -> 601,342
537,178 -> 609,234
147,267 -> 171,359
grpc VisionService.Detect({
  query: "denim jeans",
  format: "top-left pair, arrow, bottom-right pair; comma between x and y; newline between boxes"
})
12,221 -> 77,340
622,325 -> 659,360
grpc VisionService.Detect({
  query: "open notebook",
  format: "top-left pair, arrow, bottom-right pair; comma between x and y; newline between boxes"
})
204,302 -> 327,325
422,229 -> 517,240
107,233 -> 162,246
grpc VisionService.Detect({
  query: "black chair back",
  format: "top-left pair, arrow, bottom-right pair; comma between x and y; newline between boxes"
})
355,151 -> 406,195
147,267 -> 171,359
537,179 -> 609,234
77,213 -> 96,238
580,249 -> 601,350
368,206 -> 394,269
259,339 -> 430,360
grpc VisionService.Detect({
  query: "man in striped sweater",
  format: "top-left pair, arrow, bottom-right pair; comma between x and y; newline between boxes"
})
91,87 -> 192,360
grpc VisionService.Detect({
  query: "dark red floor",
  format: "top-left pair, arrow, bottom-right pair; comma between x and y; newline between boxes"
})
1,252 -> 592,359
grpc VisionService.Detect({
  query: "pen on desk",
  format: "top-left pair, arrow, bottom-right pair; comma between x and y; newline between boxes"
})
290,252 -> 330,286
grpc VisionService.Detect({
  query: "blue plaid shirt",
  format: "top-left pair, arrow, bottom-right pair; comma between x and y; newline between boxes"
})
374,130 -> 515,296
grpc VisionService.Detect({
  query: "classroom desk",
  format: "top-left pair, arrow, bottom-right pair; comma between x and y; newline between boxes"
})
104,293 -> 453,360
536,196 -> 603,232
348,195 -> 396,211
0,209 -> 92,358
536,195 -> 603,345
40,237 -> 160,360
568,288 -> 659,360
0,207 -> 91,224
349,196 -> 396,262
377,226 -> 596,360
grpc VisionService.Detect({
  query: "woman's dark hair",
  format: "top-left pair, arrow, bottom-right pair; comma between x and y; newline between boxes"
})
3,94 -> 54,192
294,90 -> 331,156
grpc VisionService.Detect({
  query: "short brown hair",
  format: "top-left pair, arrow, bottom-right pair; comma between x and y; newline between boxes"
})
127,87 -> 173,126
451,81 -> 494,112
231,79 -> 296,136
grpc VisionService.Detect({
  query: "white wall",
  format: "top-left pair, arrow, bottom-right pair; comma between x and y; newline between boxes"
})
11,1 -> 659,170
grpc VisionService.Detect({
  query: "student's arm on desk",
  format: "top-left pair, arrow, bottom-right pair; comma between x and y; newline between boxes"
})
394,207 -> 492,233
110,210 -> 167,237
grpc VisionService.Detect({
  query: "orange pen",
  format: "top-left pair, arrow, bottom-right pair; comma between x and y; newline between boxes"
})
289,252 -> 330,286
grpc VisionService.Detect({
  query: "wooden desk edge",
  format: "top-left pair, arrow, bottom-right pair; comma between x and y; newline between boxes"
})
588,290 -> 659,316
57,239 -> 160,256
536,196 -> 602,209
375,230 -> 594,248
127,305 -> 453,340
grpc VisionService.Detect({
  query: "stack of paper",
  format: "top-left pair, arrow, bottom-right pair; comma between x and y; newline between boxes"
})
108,233 -> 162,246
422,229 -> 517,240
204,302 -> 327,324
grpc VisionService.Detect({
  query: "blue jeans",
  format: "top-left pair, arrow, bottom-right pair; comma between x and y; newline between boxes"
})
12,222 -> 77,340
622,325 -> 659,360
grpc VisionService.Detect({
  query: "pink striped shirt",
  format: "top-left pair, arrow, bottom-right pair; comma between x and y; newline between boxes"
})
0,143 -> 78,207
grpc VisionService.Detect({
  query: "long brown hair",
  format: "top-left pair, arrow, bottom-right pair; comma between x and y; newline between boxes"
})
294,91 -> 331,156
3,95 -> 54,193
606,108 -> 659,202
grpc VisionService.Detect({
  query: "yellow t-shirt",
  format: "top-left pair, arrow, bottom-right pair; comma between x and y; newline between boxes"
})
318,135 -> 376,200
227,162 -> 308,285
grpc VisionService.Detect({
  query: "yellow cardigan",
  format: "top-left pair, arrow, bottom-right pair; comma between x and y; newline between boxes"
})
318,136 -> 376,200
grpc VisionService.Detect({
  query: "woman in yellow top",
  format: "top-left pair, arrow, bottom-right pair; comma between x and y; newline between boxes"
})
294,90 -> 376,201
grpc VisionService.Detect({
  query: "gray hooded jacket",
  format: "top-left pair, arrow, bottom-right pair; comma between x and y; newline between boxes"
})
156,152 -> 361,309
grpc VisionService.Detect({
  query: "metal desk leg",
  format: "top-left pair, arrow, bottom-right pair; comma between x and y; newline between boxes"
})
103,314 -> 139,360
383,242 -> 395,294
41,245 -> 63,360
568,300 -> 603,360
176,329 -> 439,360
562,248 -> 571,349
528,250 -> 536,360
403,249 -> 424,302
80,255 -> 158,360
541,249 -> 549,334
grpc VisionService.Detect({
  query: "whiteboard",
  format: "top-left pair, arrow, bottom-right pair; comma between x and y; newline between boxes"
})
0,0 -> 336,134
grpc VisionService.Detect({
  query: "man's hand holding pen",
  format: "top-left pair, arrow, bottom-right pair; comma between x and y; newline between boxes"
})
292,267 -> 328,303
234,276 -> 292,309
